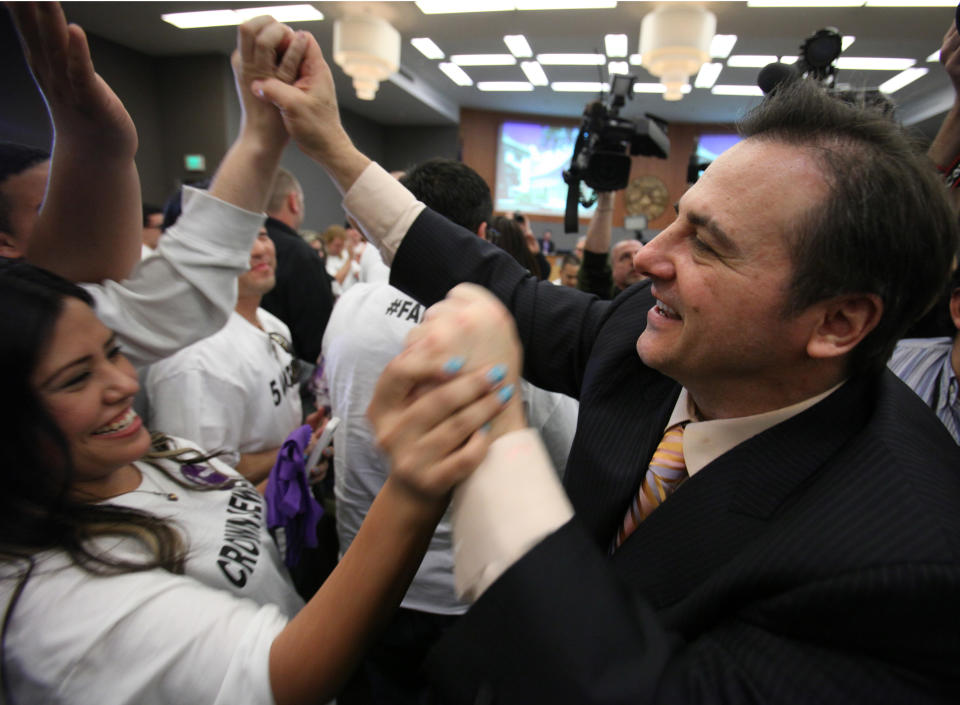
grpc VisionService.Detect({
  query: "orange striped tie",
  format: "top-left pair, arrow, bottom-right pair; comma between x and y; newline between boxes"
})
614,423 -> 687,549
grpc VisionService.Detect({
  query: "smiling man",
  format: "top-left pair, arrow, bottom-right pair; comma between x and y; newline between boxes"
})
256,39 -> 960,704
145,223 -> 302,484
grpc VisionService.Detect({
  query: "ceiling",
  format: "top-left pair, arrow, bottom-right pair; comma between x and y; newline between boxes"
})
60,2 -> 959,138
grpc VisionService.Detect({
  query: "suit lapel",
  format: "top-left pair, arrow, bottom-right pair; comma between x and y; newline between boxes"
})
610,376 -> 872,609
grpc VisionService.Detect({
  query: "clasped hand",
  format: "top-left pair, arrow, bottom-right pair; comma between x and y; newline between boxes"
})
367,284 -> 527,502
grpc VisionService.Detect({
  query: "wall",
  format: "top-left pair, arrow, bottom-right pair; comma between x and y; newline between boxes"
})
459,107 -> 734,252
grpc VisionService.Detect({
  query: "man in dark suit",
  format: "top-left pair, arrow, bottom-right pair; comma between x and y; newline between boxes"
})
255,37 -> 960,704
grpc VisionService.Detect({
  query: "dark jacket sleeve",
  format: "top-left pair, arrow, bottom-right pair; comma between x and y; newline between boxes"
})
578,249 -> 615,300
389,208 -> 611,400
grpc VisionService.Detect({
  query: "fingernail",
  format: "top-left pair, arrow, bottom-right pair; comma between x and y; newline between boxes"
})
481,423 -> 492,434
443,356 -> 465,375
497,383 -> 514,404
486,364 -> 507,385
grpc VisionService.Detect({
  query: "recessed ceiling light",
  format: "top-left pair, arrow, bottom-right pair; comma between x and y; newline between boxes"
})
747,0 -> 861,6
608,61 -> 629,75
835,57 -> 915,70
711,85 -> 764,96
516,0 -> 617,9
416,0 -> 616,12
865,1 -> 956,6
878,67 -> 929,93
928,50 -> 941,62
694,62 -> 723,89
551,81 -> 609,92
411,37 -> 444,60
710,34 -> 738,59
521,61 -> 550,85
504,35 -> 534,58
416,0 -> 514,13
605,34 -> 628,58
477,81 -> 535,91
439,63 -> 473,86
727,55 -> 779,68
450,54 -> 517,66
162,4 -> 323,28
538,53 -> 606,65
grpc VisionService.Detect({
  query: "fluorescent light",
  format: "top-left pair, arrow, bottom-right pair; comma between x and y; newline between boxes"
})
605,34 -> 628,58
879,67 -> 929,93
748,0 -> 861,6
234,5 -> 323,22
504,35 -> 534,58
416,0 -> 514,13
928,50 -> 941,62
416,0 -> 615,11
608,61 -> 629,75
779,56 -> 799,64
841,35 -> 855,51
865,1 -> 956,6
835,57 -> 916,70
629,54 -> 642,65
411,37 -> 444,60
520,61 -> 549,85
710,34 -> 738,59
538,53 -> 606,65
450,54 -> 517,66
477,81 -> 534,91
711,84 -> 764,96
551,81 -> 609,92
516,0 -> 617,8
163,4 -> 323,28
727,55 -> 779,68
694,62 -> 723,89
438,63 -> 473,86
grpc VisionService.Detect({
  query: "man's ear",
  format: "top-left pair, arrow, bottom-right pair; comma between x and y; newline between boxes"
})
0,230 -> 24,259
806,293 -> 883,361
949,288 -> 960,332
286,190 -> 301,216
476,222 -> 488,240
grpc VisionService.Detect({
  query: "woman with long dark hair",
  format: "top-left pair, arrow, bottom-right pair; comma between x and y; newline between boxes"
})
0,268 -> 511,704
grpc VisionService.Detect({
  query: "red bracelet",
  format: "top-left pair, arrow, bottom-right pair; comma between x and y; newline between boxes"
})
937,154 -> 960,190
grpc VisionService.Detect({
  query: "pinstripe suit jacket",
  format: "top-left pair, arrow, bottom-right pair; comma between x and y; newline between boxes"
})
390,208 -> 960,704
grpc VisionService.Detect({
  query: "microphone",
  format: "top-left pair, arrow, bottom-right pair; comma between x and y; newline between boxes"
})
757,62 -> 799,96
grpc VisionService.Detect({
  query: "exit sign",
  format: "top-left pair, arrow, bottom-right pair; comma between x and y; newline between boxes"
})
184,154 -> 206,171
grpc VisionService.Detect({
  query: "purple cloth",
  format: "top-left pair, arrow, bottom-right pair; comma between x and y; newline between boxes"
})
264,424 -> 324,569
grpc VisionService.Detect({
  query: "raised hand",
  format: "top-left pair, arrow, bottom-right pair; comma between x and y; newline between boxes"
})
250,32 -> 371,192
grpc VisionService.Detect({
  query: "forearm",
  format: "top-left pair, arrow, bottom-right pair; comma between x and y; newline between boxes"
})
584,192 -> 614,254
268,476 -> 445,704
209,128 -> 286,214
235,447 -> 281,485
28,148 -> 141,282
334,256 -> 351,284
928,104 -> 960,209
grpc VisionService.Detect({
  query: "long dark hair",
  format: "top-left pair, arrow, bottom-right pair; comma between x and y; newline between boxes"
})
0,269 -> 191,700
488,216 -> 540,275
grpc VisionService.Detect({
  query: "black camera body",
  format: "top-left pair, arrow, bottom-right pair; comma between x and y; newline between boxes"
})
562,75 -> 669,232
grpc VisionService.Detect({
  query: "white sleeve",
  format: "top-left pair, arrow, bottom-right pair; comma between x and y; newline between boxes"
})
145,365 -> 247,468
81,187 -> 264,370
4,560 -> 288,705
522,383 -> 579,480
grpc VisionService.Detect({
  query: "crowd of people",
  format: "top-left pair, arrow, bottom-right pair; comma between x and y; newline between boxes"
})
2,2 -> 960,704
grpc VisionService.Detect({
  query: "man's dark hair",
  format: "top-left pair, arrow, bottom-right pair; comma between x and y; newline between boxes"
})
0,142 -> 50,235
738,80 -> 959,376
400,158 -> 492,233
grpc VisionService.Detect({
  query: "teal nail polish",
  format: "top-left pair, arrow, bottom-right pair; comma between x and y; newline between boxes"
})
443,356 -> 465,375
497,383 -> 514,404
486,364 -> 507,384
481,423 -> 492,434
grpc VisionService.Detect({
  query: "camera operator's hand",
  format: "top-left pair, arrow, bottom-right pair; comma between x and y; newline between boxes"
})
930,20 -> 960,208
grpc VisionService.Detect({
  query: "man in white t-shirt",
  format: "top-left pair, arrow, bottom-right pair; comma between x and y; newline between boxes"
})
146,225 -> 303,484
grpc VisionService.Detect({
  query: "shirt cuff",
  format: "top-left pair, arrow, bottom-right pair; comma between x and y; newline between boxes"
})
342,162 -> 425,266
163,186 -> 266,258
451,428 -> 574,603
